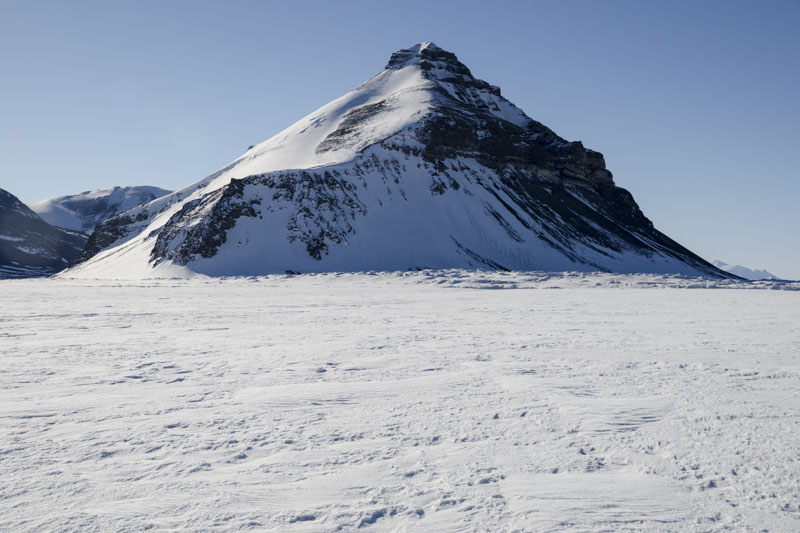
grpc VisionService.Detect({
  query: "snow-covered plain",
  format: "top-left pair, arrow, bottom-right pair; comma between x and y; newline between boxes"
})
2,271 -> 799,531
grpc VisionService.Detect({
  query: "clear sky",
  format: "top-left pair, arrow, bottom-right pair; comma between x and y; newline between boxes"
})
1,0 -> 798,278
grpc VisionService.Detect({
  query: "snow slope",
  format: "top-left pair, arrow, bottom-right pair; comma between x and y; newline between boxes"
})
29,185 -> 171,234
68,43 -> 726,279
2,272 -> 799,531
712,260 -> 783,280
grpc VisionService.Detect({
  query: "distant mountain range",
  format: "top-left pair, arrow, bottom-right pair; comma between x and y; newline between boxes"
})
63,42 -> 731,279
29,186 -> 170,234
0,186 -> 170,278
712,260 -> 782,280
0,188 -> 87,278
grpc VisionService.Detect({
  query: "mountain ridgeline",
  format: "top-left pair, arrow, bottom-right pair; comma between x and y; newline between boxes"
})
70,42 -> 728,278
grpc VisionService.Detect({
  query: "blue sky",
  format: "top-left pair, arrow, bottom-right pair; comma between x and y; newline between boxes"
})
1,0 -> 798,278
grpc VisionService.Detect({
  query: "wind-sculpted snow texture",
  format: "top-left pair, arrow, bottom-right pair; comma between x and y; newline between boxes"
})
70,43 -> 726,278
2,272 -> 799,531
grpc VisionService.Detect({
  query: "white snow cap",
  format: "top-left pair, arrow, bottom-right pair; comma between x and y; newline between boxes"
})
415,41 -> 439,51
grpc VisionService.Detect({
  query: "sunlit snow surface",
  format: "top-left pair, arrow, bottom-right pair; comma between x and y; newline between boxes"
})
2,271 -> 799,531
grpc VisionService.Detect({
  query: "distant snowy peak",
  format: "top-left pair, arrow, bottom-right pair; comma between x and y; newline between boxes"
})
0,188 -> 86,278
68,43 -> 729,279
712,260 -> 782,280
29,185 -> 171,234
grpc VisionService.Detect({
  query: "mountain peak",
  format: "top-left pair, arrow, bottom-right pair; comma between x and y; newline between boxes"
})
414,41 -> 440,52
67,43 -> 729,279
385,41 -> 462,70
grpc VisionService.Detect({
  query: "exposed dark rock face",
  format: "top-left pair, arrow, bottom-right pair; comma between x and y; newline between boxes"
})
76,210 -> 151,264
0,188 -> 87,278
151,179 -> 262,264
149,169 -> 368,265
396,43 -> 613,191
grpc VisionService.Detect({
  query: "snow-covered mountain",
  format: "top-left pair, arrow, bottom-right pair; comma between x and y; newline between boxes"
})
29,186 -> 171,234
69,42 -> 728,279
712,260 -> 782,280
0,188 -> 87,278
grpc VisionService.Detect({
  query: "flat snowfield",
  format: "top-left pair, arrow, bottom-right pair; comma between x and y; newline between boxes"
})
2,272 -> 799,532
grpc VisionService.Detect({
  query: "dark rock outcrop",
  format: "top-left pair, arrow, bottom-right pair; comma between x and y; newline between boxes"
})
0,188 -> 87,278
